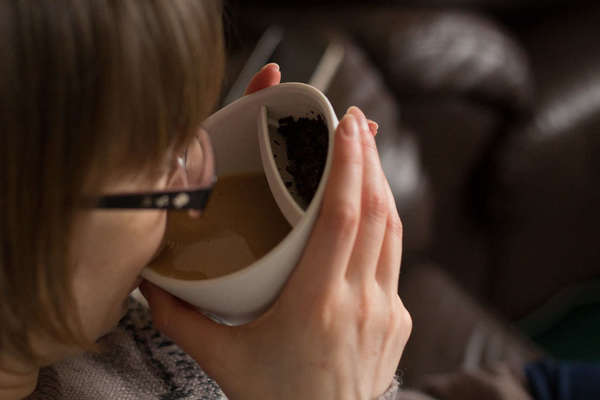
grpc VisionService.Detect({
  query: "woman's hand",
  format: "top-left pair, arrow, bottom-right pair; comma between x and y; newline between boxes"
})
141,66 -> 411,400
244,62 -> 281,95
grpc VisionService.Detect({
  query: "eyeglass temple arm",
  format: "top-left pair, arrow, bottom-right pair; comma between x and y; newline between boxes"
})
95,188 -> 212,210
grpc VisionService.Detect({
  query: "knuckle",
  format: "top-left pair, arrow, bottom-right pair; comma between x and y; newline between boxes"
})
335,135 -> 363,166
312,288 -> 345,329
312,299 -> 334,329
363,190 -> 388,221
402,310 -> 413,343
387,213 -> 404,238
380,296 -> 412,346
322,201 -> 360,235
361,138 -> 381,174
356,285 -> 386,330
393,300 -> 412,335
400,306 -> 413,332
340,149 -> 363,168
362,134 -> 379,154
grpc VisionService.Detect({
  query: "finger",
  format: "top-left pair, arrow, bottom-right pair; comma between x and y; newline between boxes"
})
375,181 -> 403,294
140,280 -> 233,376
290,111 -> 362,287
368,120 -> 379,136
244,63 -> 281,95
345,106 -> 388,283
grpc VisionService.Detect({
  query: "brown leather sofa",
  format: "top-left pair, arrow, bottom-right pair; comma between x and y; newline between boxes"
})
224,0 -> 600,337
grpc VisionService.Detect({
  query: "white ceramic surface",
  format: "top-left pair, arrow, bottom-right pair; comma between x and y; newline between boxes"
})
141,83 -> 338,325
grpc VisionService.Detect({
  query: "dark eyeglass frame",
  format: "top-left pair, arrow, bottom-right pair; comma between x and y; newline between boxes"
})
95,128 -> 216,212
95,185 -> 214,211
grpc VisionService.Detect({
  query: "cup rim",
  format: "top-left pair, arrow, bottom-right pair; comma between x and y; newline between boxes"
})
141,82 -> 338,288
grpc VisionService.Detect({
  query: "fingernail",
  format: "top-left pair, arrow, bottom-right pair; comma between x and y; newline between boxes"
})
340,113 -> 358,139
346,106 -> 368,133
368,120 -> 379,136
261,62 -> 280,72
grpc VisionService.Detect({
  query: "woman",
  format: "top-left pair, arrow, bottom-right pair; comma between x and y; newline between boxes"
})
0,1 -> 411,399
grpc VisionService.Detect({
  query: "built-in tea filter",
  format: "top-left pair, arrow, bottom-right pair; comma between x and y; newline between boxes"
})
258,105 -> 329,226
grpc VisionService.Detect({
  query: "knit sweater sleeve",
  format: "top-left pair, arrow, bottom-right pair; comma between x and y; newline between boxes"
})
377,378 -> 438,400
28,297 -> 435,400
27,297 -> 227,400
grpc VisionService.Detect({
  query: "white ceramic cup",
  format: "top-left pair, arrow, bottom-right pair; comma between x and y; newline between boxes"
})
141,83 -> 338,325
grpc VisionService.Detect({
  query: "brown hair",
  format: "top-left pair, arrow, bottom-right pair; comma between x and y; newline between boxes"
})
0,0 -> 224,366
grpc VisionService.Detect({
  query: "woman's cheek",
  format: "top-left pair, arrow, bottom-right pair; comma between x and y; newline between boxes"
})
70,209 -> 167,342
137,210 -> 168,269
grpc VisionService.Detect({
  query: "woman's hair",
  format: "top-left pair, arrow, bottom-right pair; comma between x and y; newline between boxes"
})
0,0 -> 224,366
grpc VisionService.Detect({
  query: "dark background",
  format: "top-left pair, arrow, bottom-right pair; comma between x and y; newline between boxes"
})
221,0 -> 600,376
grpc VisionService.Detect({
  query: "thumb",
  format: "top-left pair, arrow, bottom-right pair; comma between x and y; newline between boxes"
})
140,280 -> 234,375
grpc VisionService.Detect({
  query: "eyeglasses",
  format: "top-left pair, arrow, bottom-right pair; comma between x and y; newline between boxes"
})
96,128 -> 215,215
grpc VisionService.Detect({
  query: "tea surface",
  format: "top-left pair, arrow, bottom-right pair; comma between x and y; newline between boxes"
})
149,172 -> 291,280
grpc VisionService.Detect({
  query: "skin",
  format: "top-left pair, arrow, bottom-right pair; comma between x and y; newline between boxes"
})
0,63 -> 411,400
142,65 -> 412,399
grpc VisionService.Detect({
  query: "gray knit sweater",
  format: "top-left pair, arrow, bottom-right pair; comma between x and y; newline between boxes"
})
26,298 -> 416,400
